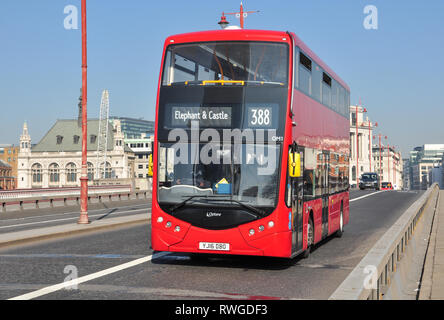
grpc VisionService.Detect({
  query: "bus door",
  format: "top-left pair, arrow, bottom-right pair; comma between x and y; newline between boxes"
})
321,152 -> 329,239
290,149 -> 304,254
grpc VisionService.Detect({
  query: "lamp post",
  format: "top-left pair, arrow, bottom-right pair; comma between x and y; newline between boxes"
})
370,121 -> 378,172
373,133 -> 387,189
78,0 -> 89,224
387,143 -> 390,184
352,106 -> 366,186
392,147 -> 397,188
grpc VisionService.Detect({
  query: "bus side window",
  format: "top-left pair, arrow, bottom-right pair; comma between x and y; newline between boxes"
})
303,148 -> 315,198
294,47 -> 299,89
285,168 -> 292,208
299,52 -> 312,96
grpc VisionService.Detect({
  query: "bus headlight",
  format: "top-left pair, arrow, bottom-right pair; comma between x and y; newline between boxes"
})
166,221 -> 172,228
268,221 -> 275,228
157,217 -> 164,223
174,226 -> 181,232
249,229 -> 255,236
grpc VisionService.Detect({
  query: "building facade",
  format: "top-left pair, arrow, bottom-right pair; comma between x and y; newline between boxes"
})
17,120 -> 135,189
349,105 -> 377,187
0,160 -> 15,190
125,133 -> 153,190
372,144 -> 403,190
0,145 -> 19,189
408,144 -> 444,190
109,117 -> 154,139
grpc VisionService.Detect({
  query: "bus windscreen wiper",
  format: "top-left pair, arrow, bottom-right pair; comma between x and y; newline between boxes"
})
170,195 -> 209,213
204,196 -> 266,218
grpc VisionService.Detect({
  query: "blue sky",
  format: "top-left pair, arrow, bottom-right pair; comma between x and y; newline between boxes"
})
1,0 -> 444,157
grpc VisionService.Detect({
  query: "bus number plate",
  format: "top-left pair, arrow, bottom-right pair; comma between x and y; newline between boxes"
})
198,242 -> 230,251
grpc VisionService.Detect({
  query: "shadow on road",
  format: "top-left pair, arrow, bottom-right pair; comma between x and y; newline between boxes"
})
150,233 -> 340,271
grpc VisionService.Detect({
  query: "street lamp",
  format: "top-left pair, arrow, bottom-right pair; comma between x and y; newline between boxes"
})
386,141 -> 390,185
373,133 -> 387,189
352,106 -> 366,186
370,122 -> 378,173
218,13 -> 229,29
78,0 -> 89,224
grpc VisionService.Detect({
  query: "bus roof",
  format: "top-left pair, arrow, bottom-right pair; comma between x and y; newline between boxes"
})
164,29 -> 350,92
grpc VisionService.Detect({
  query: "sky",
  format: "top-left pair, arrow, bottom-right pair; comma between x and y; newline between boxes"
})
1,0 -> 444,157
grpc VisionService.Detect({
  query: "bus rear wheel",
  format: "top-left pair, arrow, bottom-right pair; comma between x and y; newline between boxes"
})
336,208 -> 344,238
303,217 -> 314,259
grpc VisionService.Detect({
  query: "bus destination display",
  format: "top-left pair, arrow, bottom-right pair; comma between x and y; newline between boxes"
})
170,105 -> 232,127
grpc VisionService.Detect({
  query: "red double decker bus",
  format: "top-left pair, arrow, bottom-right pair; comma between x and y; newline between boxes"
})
151,29 -> 350,258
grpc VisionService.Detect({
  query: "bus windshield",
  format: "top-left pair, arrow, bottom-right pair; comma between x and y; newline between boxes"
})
157,143 -> 280,213
162,41 -> 289,86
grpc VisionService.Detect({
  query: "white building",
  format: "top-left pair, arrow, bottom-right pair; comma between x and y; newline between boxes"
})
409,144 -> 444,190
372,144 -> 403,190
17,119 -> 135,189
349,105 -> 376,186
125,133 -> 153,190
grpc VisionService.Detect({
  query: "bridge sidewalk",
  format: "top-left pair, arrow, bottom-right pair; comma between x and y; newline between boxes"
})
419,190 -> 444,300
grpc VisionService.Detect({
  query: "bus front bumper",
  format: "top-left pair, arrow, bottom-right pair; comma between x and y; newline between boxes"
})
152,223 -> 292,258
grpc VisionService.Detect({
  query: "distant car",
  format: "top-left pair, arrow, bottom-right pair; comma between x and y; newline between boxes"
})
381,182 -> 393,190
359,172 -> 380,190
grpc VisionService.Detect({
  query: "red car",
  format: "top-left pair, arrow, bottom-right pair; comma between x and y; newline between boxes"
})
381,182 -> 393,190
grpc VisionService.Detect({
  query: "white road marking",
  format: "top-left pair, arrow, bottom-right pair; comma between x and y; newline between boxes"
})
8,252 -> 169,300
350,191 -> 384,202
0,208 -> 151,230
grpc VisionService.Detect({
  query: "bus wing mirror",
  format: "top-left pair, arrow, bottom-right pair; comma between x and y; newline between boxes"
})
148,154 -> 153,177
289,152 -> 301,178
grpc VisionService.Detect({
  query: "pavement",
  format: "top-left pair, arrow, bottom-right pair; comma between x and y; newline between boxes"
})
419,190 -> 444,300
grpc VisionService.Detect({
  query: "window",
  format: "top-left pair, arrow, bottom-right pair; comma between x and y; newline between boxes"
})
103,162 -> 112,179
90,135 -> 97,144
32,163 -> 42,183
162,41 -> 289,85
87,162 -> 94,181
56,135 -> 63,144
312,63 -> 321,101
330,153 -> 338,193
304,148 -> 316,197
73,135 -> 80,144
49,163 -> 60,183
322,73 -> 332,107
66,163 -> 77,182
299,52 -> 311,95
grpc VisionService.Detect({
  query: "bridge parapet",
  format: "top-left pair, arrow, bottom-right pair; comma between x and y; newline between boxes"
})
330,183 -> 440,300
0,185 -> 150,212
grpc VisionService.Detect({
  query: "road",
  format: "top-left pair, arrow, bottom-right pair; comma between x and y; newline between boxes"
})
0,199 -> 151,234
0,190 -> 423,300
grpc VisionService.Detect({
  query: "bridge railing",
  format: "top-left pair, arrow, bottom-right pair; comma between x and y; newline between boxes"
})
0,185 -> 151,212
330,183 -> 439,300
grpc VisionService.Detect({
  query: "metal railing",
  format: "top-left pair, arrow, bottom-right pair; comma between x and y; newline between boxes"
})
0,185 -> 131,200
0,185 -> 152,212
330,183 -> 439,300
